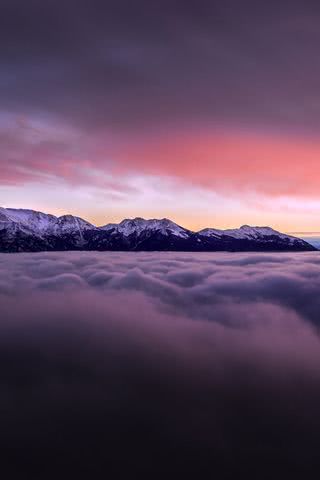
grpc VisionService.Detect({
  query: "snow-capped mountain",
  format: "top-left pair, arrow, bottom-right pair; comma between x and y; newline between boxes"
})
199,225 -> 299,243
101,218 -> 190,238
0,207 -> 316,252
0,208 -> 95,235
0,208 -> 96,251
92,217 -> 192,251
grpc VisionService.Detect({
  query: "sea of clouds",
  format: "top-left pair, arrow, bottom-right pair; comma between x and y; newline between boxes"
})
1,251 -> 320,477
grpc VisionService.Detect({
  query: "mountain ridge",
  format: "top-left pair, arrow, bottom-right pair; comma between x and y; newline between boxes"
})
0,207 -> 316,252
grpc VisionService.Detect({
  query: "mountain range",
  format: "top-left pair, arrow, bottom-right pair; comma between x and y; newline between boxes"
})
0,207 -> 316,252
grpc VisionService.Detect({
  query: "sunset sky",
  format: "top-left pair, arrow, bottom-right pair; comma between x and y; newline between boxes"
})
2,0 -> 320,232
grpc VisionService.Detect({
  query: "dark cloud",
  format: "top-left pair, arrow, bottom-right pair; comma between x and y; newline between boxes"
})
2,0 -> 320,133
3,1 -> 320,198
1,252 -> 320,477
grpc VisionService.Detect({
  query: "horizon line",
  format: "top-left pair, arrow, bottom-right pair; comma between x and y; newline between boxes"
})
288,232 -> 320,236
1,206 -> 315,236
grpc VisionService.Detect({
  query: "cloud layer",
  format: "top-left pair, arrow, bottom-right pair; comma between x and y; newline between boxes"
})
3,1 -> 320,229
2,0 -> 320,132
1,251 -> 320,476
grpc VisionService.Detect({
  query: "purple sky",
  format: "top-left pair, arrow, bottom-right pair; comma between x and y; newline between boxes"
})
2,0 -> 320,231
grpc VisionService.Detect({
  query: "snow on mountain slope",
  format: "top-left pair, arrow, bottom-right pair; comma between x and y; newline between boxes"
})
0,208 -> 95,236
0,207 -> 316,252
0,208 -> 57,233
198,225 -> 298,243
101,217 -> 190,238
100,223 -> 118,231
54,215 -> 95,234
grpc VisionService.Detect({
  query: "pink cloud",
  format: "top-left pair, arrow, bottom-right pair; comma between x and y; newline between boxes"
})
110,128 -> 320,197
2,117 -> 320,203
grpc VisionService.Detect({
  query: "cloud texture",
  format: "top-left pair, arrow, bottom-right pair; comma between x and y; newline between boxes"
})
1,252 -> 320,477
3,0 -> 320,230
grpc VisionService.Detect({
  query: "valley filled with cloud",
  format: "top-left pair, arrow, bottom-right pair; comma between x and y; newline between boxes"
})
1,251 -> 320,476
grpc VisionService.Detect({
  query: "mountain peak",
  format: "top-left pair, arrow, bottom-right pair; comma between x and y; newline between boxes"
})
240,224 -> 252,229
114,217 -> 189,238
0,207 -> 315,252
240,225 -> 274,232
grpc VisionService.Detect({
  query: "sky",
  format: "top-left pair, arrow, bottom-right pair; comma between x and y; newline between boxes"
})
2,0 -> 320,232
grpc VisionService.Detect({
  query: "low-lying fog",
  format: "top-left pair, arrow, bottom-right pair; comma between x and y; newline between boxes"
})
1,251 -> 320,477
